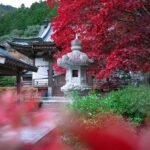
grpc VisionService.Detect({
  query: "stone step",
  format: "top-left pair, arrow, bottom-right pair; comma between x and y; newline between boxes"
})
40,97 -> 71,111
41,96 -> 71,103
42,102 -> 69,113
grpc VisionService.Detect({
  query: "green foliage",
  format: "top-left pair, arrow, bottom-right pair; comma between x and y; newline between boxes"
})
0,34 -> 10,43
23,25 -> 41,37
0,1 -> 57,37
0,29 -> 23,44
10,29 -> 24,37
69,86 -> 150,124
69,91 -> 101,116
0,76 -> 16,87
100,86 -> 150,124
0,25 -> 41,44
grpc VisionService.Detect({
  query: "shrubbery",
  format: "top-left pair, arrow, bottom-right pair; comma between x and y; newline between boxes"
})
69,86 -> 150,124
69,91 -> 100,115
0,76 -> 16,87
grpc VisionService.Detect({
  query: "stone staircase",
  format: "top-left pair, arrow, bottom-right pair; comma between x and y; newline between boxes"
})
41,96 -> 71,111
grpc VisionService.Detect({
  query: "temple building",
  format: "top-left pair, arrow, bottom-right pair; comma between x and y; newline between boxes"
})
0,45 -> 37,93
8,22 -> 65,96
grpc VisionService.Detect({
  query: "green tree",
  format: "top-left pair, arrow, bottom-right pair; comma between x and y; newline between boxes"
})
0,1 -> 57,37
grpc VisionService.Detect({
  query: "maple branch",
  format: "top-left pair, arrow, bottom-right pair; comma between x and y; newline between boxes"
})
116,18 -> 135,24
142,6 -> 150,15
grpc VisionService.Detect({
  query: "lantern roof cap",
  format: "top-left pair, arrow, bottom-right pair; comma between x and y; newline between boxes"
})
57,35 -> 93,68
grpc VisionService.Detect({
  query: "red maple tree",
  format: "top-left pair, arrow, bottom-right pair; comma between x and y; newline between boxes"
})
47,0 -> 150,86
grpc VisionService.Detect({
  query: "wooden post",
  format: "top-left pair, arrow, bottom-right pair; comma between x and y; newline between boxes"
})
48,52 -> 53,96
17,72 -> 21,95
32,56 -> 35,87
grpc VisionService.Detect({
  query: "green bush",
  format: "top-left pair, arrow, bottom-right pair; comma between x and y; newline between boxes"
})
69,86 -> 150,124
100,86 -> 150,124
69,91 -> 100,116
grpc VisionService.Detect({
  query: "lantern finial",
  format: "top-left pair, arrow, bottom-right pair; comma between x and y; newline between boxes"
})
75,33 -> 79,40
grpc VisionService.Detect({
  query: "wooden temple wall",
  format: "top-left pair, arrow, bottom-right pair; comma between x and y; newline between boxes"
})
143,72 -> 150,86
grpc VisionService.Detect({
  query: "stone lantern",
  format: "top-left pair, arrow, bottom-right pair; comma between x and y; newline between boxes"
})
57,35 -> 93,95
